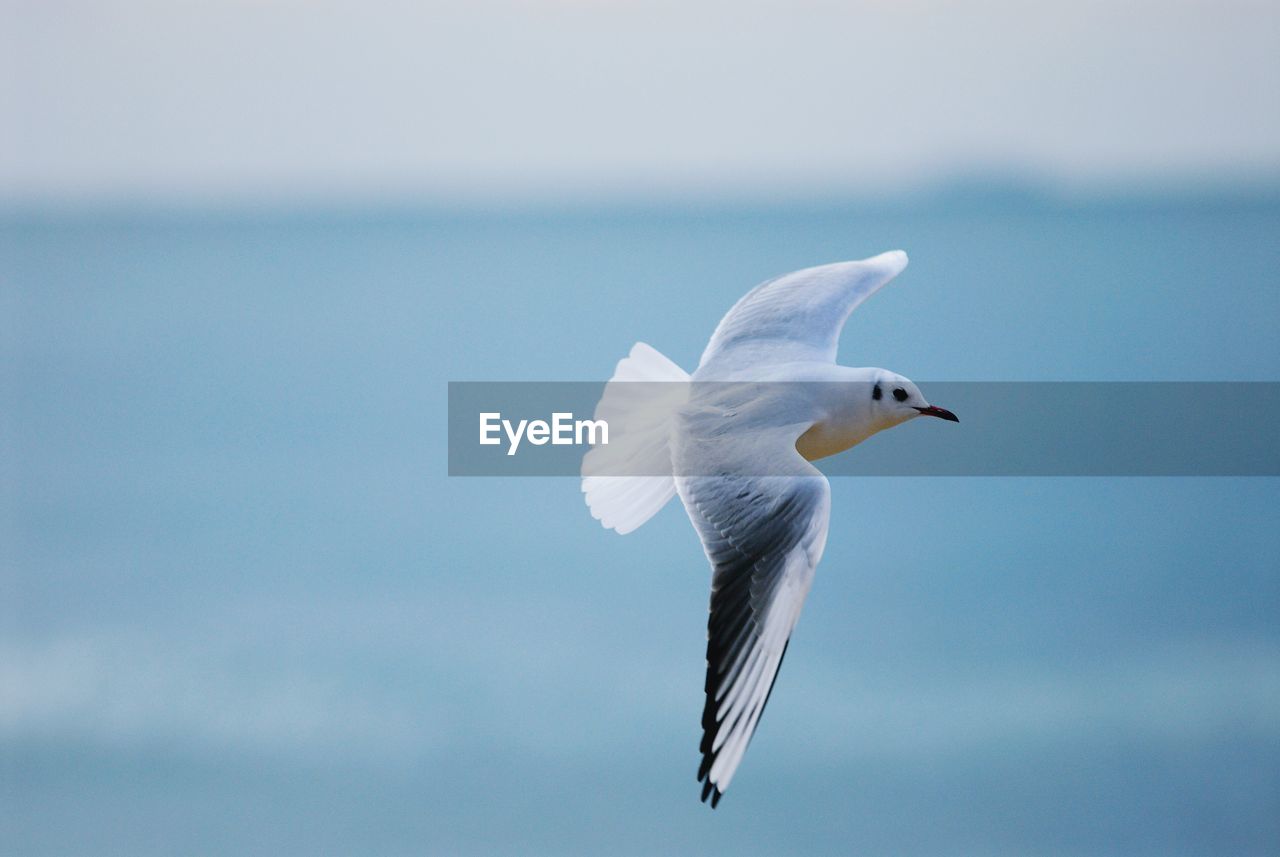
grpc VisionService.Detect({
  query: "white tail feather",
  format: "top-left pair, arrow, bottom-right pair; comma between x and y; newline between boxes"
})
582,342 -> 690,534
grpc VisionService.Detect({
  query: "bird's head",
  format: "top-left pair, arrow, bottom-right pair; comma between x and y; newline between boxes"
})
868,370 -> 958,428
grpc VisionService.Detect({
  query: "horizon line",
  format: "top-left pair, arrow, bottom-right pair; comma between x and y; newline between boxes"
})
4,171 -> 1280,221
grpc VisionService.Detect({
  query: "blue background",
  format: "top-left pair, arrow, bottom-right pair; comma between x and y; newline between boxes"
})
3,190 -> 1278,854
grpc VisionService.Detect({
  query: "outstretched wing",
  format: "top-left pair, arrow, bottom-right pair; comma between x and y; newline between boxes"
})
697,251 -> 908,373
678,453 -> 831,807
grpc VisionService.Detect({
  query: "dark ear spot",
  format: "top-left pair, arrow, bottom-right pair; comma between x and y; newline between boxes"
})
872,384 -> 882,401
893,387 -> 909,402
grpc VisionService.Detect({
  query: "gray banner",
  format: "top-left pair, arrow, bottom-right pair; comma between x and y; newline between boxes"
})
448,382 -> 1280,476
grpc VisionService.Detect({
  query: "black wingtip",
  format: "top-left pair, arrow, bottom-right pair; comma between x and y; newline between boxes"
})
699,777 -> 723,808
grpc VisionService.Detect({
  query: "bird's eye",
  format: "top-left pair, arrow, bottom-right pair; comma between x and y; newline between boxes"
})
893,388 -> 908,402
872,384 -> 882,401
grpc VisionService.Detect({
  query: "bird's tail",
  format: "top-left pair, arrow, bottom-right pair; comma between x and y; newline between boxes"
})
581,342 -> 690,534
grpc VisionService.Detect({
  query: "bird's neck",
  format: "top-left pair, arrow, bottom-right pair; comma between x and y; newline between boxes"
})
794,366 -> 898,462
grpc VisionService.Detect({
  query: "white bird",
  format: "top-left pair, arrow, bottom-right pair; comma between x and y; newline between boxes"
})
581,251 -> 957,807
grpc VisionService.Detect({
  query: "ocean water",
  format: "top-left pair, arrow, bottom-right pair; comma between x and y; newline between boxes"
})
3,191 -> 1279,855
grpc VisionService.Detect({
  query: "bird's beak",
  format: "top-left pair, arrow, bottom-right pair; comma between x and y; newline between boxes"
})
914,405 -> 959,422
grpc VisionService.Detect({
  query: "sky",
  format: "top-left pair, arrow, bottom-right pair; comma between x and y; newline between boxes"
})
3,0 -> 1279,204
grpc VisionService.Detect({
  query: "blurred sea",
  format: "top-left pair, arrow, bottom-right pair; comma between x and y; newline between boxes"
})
3,188 -> 1279,855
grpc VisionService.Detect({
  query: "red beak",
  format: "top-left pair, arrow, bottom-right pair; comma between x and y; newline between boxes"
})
914,405 -> 959,423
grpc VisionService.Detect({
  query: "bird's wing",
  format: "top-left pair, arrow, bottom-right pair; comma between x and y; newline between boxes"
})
677,440 -> 831,807
697,250 -> 908,372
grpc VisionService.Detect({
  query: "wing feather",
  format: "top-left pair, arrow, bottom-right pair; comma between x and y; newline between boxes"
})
679,465 -> 830,807
697,251 -> 908,372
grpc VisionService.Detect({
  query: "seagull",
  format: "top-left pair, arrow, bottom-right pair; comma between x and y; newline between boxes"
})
582,251 -> 957,807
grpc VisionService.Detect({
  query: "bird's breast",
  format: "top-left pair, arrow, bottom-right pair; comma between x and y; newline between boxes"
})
795,417 -> 878,462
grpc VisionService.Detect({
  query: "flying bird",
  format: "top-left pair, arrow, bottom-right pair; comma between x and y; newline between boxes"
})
581,251 -> 957,807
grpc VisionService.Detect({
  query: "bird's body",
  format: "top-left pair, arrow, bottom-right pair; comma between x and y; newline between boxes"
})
581,251 -> 956,806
